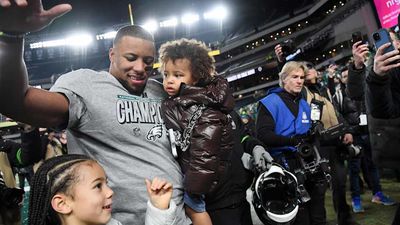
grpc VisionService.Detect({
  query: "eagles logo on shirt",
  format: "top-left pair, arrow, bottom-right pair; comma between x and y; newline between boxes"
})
147,124 -> 163,141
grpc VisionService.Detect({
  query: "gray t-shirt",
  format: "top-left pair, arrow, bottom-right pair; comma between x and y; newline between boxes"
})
50,69 -> 189,225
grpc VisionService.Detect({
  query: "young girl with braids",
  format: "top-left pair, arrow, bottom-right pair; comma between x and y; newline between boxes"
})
29,154 -> 177,225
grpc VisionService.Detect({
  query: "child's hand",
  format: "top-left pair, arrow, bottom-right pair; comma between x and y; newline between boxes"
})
145,177 -> 173,210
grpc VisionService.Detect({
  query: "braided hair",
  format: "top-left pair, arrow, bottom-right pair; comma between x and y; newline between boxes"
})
28,154 -> 94,225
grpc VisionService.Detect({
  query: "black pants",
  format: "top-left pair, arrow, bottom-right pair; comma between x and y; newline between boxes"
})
208,200 -> 253,225
293,181 -> 328,225
329,146 -> 357,225
275,153 -> 328,225
393,205 -> 400,225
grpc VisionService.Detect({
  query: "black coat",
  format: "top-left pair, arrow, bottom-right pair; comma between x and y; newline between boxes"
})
205,111 -> 259,210
366,67 -> 400,118
347,63 -> 400,169
162,76 -> 235,194
330,79 -> 366,135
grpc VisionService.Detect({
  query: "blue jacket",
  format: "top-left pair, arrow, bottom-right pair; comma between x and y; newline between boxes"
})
259,88 -> 311,155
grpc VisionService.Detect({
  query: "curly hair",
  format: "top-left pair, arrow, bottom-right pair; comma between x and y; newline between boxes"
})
158,38 -> 215,84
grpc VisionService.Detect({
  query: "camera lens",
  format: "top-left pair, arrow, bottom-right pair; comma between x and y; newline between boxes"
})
373,33 -> 380,41
298,143 -> 313,158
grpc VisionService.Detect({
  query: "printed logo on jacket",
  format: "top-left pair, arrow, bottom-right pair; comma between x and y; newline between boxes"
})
302,112 -> 310,124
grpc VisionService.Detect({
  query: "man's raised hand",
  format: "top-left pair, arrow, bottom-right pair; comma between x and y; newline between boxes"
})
0,0 -> 71,33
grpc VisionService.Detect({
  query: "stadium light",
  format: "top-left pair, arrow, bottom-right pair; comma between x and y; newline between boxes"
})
143,20 -> 158,33
181,13 -> 199,25
96,31 -> 117,40
203,5 -> 228,20
66,33 -> 93,47
29,33 -> 93,49
30,39 -> 66,49
160,18 -> 178,28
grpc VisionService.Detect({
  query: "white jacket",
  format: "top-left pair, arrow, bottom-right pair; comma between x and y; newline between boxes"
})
108,200 -> 178,225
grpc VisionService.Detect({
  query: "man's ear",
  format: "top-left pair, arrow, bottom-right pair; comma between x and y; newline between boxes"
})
109,48 -> 114,62
282,78 -> 287,87
51,194 -> 72,215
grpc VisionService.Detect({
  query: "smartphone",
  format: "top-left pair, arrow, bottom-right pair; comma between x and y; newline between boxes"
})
351,31 -> 363,43
372,29 -> 396,54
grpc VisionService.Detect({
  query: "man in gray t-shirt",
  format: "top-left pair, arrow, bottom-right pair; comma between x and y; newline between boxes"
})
0,2 -> 189,225
50,70 -> 186,224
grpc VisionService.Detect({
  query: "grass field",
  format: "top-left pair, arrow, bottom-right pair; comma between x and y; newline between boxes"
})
325,178 -> 399,225
250,177 -> 399,225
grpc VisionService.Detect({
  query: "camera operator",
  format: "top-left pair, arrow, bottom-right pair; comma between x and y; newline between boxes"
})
256,61 -> 328,225
0,123 -> 43,224
347,26 -> 400,224
302,62 -> 360,225
275,42 -> 358,224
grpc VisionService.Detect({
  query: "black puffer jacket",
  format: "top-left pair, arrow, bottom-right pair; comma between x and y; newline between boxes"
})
161,76 -> 235,195
347,63 -> 400,169
329,80 -> 366,135
366,67 -> 400,118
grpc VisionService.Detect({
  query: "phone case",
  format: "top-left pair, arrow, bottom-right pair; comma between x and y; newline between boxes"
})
352,32 -> 363,43
373,29 -> 395,54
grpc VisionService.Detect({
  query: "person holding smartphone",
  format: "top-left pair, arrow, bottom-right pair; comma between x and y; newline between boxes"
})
367,28 -> 400,118
348,24 -> 400,225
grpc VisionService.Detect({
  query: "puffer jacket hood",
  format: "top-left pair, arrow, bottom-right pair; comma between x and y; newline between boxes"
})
171,75 -> 234,113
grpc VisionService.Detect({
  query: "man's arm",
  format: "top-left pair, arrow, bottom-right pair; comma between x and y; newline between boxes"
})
255,105 -> 297,147
274,44 -> 286,71
347,63 -> 366,100
0,0 -> 72,127
366,69 -> 400,118
347,41 -> 368,100
366,43 -> 400,118
0,38 -> 69,127
230,111 -> 273,171
229,111 -> 261,153
4,126 -> 44,167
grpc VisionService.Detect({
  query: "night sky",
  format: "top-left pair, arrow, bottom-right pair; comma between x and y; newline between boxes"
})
39,0 -> 316,35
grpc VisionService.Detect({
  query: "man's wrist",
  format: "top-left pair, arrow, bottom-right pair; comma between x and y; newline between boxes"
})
0,31 -> 27,42
354,61 -> 364,70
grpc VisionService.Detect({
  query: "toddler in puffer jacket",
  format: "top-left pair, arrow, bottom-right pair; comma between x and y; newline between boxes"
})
159,38 -> 235,225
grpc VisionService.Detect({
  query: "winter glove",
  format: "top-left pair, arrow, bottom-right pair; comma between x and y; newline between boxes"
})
252,145 -> 273,171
